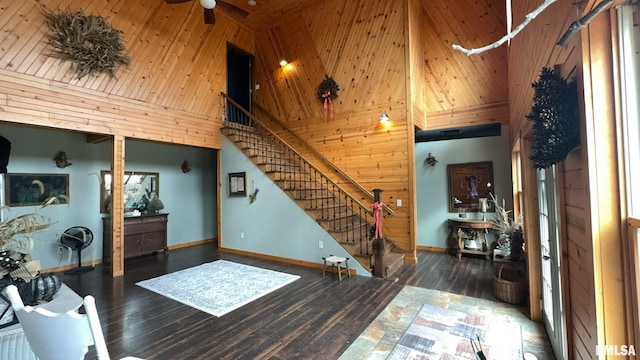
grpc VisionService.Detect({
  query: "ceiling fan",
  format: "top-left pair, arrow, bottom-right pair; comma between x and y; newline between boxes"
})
165,0 -> 250,25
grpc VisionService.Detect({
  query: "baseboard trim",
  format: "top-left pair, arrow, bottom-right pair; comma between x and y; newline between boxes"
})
220,247 -> 357,276
167,238 -> 216,251
43,238 -> 218,273
417,245 -> 448,253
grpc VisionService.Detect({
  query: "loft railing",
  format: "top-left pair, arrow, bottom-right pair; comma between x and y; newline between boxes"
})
221,93 -> 374,255
253,103 -> 395,217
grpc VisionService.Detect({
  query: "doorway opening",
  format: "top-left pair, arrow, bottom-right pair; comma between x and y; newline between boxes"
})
226,43 -> 253,115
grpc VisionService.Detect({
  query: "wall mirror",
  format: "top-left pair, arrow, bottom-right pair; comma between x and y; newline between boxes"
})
100,170 -> 159,214
447,161 -> 494,212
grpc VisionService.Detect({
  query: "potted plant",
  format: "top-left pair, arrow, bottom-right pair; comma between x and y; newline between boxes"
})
489,195 -> 527,304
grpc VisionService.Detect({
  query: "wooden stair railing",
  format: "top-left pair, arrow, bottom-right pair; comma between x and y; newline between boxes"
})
220,94 -> 403,271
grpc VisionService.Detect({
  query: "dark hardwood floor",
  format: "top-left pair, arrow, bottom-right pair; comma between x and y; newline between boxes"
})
57,244 -> 538,359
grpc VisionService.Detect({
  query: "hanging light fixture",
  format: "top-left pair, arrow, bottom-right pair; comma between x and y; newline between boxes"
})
248,0 -> 257,5
279,59 -> 288,67
200,0 -> 216,9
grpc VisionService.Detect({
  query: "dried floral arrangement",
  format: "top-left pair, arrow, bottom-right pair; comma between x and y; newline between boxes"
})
490,193 -> 522,235
0,196 -> 60,252
42,7 -> 130,79
490,193 -> 524,260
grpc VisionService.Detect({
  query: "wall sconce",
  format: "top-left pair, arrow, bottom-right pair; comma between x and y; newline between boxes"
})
248,0 -> 256,6
53,151 -> 72,168
426,153 -> 438,166
181,160 -> 191,173
279,59 -> 288,67
379,112 -> 390,125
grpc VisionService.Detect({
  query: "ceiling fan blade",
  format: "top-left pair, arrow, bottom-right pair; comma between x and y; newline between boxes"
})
204,8 -> 216,24
217,0 -> 250,19
165,0 -> 191,3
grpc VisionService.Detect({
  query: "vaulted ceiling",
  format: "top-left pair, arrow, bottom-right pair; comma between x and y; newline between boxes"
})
171,0 -> 321,30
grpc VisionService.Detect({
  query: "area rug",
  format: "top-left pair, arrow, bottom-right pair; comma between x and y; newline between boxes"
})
136,260 -> 300,317
387,303 -> 523,360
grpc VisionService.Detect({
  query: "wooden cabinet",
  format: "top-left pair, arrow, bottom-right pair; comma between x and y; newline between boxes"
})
103,213 -> 168,262
447,218 -> 493,259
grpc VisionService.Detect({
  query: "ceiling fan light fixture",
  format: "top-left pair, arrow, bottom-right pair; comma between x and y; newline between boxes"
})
200,0 -> 216,9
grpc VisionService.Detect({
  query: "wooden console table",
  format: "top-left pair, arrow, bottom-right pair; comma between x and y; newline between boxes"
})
103,213 -> 168,263
447,218 -> 493,259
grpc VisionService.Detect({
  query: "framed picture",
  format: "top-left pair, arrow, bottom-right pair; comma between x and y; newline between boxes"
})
228,172 -> 246,196
5,173 -> 69,206
447,162 -> 494,212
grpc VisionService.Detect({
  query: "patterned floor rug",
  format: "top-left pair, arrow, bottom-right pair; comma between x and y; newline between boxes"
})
387,303 -> 523,359
136,260 -> 300,317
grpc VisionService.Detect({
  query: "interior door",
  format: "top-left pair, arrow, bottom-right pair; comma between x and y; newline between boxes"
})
536,166 -> 567,359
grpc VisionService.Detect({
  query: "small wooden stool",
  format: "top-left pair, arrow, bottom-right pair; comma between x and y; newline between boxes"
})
322,255 -> 350,282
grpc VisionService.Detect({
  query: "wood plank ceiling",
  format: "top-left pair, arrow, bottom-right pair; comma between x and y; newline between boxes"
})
179,0 -> 510,130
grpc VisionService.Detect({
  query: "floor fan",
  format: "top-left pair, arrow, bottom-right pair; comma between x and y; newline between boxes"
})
61,226 -> 94,275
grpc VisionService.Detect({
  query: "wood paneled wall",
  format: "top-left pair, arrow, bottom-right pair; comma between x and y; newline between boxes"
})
508,0 -> 579,138
421,0 -> 508,129
253,0 -> 415,259
0,0 -> 254,147
407,0 -> 426,130
509,0 -> 632,357
252,0 -> 508,260
562,147 -> 594,358
1,0 -> 518,269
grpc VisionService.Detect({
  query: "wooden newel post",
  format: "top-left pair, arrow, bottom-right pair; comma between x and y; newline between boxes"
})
373,188 -> 382,203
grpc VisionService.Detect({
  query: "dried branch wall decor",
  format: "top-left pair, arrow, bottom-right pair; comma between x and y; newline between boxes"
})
526,67 -> 580,169
453,0 -> 558,56
42,8 -> 130,79
316,75 -> 340,120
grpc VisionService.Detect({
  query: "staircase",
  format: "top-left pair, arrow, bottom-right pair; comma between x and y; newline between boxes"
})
221,94 -> 405,276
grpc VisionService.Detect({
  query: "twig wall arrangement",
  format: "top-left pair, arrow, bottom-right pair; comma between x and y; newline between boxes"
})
42,7 -> 130,79
556,0 -> 613,47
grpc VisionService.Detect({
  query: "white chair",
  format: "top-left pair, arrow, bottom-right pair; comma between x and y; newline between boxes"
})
3,284 -> 143,360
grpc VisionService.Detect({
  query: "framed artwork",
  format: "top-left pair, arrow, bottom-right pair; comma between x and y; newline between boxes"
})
447,162 -> 494,212
5,173 -> 69,206
228,172 -> 246,196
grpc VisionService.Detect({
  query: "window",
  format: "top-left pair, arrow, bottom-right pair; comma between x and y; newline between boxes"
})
617,4 -> 640,345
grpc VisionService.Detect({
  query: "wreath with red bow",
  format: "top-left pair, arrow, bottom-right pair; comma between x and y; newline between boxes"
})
317,76 -> 339,120
316,75 -> 340,102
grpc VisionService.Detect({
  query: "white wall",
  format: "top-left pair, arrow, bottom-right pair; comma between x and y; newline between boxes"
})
220,136 -> 370,276
0,124 -> 216,270
414,125 -> 513,249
